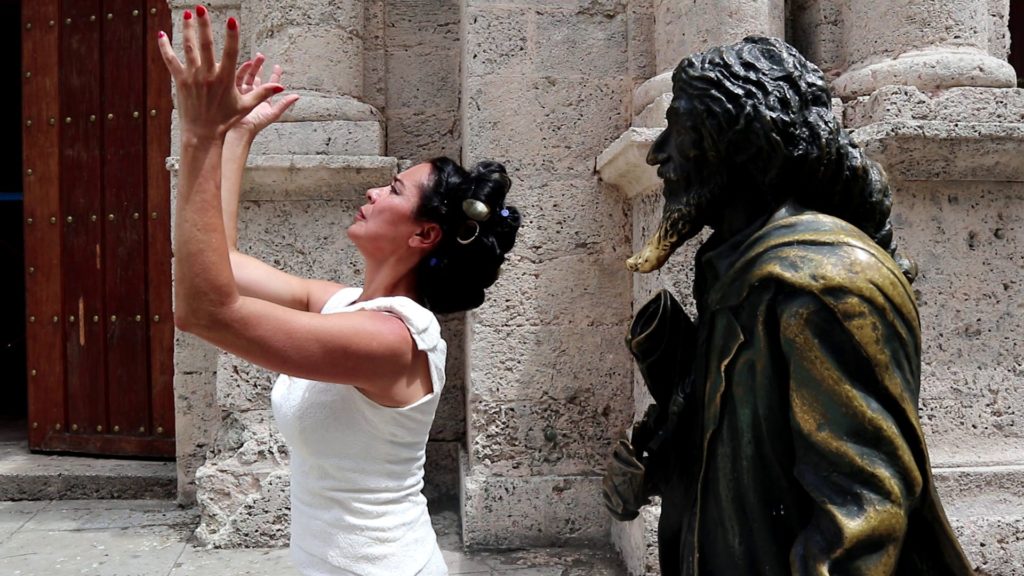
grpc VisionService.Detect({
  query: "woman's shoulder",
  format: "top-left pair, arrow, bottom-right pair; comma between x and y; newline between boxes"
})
327,290 -> 443,353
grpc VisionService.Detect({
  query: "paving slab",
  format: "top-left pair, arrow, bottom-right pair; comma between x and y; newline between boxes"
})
0,501 -> 626,576
0,525 -> 189,576
170,547 -> 298,575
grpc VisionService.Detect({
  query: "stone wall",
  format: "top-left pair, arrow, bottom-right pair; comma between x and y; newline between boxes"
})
457,0 -> 637,548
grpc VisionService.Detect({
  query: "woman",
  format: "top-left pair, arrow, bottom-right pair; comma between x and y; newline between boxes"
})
157,8 -> 519,575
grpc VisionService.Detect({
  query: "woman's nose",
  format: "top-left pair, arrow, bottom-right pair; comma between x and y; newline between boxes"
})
366,187 -> 379,202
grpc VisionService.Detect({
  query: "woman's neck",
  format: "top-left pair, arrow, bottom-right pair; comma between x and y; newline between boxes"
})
359,257 -> 419,302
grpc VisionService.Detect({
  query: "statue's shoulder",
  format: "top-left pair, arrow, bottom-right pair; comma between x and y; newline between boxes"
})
722,210 -> 914,309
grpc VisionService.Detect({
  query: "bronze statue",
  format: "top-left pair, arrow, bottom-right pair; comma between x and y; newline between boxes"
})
602,37 -> 974,575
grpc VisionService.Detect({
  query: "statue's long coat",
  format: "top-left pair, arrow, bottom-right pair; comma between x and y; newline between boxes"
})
651,205 -> 973,575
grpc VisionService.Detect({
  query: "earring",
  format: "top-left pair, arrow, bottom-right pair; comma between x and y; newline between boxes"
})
456,220 -> 481,245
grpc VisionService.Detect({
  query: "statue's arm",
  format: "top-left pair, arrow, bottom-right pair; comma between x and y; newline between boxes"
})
777,290 -> 923,576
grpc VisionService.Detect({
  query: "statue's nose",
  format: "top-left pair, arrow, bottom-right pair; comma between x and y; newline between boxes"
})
647,130 -> 670,166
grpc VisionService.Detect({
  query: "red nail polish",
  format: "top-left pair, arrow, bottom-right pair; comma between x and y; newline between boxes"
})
157,31 -> 165,39
196,5 -> 206,17
183,10 -> 192,20
227,17 -> 237,31
272,86 -> 285,94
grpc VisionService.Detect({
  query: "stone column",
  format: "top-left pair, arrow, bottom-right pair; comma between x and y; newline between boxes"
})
245,0 -> 364,99
636,0 -> 785,131
655,0 -> 785,74
832,0 -> 1016,99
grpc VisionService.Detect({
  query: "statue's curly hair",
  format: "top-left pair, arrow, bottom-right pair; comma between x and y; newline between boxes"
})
672,36 -> 914,280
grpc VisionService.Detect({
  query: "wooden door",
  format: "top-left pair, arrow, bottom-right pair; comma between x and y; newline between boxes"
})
22,0 -> 174,457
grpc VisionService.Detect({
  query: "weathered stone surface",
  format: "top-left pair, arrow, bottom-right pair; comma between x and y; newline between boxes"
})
627,0 -> 656,83
463,76 -> 631,179
236,198 -> 364,282
852,121 -> 1024,183
461,469 -> 610,548
174,372 -> 219,505
535,9 -> 628,77
832,0 -> 1016,98
653,0 -> 784,73
891,181 -> 1024,466
470,250 -> 633,329
247,120 -> 383,156
469,325 -> 631,404
386,109 -> 461,161
787,0 -> 844,80
194,411 -> 290,548
174,331 -> 218,375
0,440 -> 176,501
216,352 -> 276,413
238,155 -> 396,200
845,86 -> 1024,128
246,0 -> 364,97
432,314 -> 467,442
510,178 -> 630,261
596,127 -> 661,196
462,7 -> 533,77
467,395 -> 631,477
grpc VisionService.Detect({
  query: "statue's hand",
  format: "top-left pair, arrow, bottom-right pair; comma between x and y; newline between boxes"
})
602,438 -> 650,521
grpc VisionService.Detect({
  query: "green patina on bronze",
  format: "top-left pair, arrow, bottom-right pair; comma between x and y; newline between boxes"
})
604,37 -> 972,575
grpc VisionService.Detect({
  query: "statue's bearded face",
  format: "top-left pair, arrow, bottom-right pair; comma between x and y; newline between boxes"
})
626,97 -> 715,273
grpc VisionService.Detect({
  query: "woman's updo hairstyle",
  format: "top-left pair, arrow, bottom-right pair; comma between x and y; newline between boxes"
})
415,157 -> 521,314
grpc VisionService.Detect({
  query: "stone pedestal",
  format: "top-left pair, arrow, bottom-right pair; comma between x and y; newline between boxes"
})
832,0 -> 1016,98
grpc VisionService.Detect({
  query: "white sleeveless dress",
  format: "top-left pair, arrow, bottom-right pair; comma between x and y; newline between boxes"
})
270,287 -> 448,576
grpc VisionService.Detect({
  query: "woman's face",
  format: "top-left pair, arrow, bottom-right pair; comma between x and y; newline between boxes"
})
347,162 -> 436,260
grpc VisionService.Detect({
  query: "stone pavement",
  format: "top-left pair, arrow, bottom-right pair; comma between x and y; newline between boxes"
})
0,500 -> 626,576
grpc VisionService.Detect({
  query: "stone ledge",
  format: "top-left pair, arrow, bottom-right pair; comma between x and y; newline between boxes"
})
832,48 -> 1017,100
0,441 -> 176,501
167,155 -> 397,200
852,121 -> 1024,182
845,86 -> 1024,129
595,128 -> 662,198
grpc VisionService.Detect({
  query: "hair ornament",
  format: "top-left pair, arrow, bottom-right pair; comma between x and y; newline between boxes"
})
500,208 -> 510,218
462,198 -> 491,222
456,220 -> 481,245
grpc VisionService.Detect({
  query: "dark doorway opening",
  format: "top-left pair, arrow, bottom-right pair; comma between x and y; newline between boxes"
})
1,0 -> 26,428
1012,0 -> 1024,86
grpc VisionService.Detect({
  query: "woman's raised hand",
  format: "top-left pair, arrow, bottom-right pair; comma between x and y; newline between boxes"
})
231,53 -> 300,138
156,6 -> 284,141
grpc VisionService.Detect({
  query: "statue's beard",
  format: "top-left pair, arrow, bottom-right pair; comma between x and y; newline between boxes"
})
626,180 -> 713,273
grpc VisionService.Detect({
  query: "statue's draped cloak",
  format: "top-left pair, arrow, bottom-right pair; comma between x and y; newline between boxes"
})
654,205 -> 973,575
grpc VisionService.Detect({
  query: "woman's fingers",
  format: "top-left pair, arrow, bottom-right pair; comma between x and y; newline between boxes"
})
235,60 -> 254,90
272,94 -> 300,119
181,9 -> 200,69
240,83 -> 286,113
156,31 -> 185,79
195,5 -> 217,71
220,16 -> 241,77
246,53 -> 266,88
269,64 -> 283,85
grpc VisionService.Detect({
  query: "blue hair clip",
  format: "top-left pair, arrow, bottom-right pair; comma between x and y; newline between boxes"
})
500,208 -> 510,218
429,257 -> 439,267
